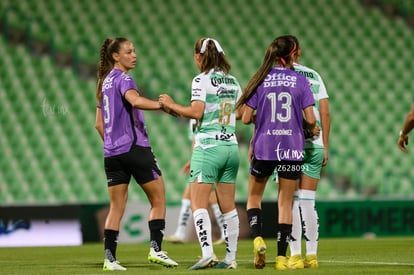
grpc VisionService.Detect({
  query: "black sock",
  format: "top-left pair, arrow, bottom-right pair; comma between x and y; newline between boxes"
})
247,208 -> 262,238
104,229 -> 119,261
149,219 -> 165,252
277,223 -> 292,256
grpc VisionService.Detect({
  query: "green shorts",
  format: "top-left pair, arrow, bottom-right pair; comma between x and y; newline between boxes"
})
302,148 -> 324,179
189,144 -> 239,184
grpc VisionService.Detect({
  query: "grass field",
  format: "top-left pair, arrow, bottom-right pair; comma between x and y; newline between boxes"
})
1,237 -> 413,274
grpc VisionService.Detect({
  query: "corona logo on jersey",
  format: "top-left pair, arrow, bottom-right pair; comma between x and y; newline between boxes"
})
210,75 -> 236,87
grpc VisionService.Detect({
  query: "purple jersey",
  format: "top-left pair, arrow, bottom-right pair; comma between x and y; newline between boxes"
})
246,66 -> 314,161
99,69 -> 150,157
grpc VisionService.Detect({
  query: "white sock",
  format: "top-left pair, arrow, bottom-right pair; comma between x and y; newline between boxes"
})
174,198 -> 191,239
211,203 -> 225,239
300,189 -> 319,255
193,208 -> 214,258
289,190 -> 302,256
222,209 -> 239,263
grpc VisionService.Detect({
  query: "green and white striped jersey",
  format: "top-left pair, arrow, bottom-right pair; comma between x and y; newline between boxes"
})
294,63 -> 329,149
190,69 -> 242,149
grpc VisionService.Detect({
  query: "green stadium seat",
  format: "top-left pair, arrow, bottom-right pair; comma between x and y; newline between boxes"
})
0,0 -> 413,203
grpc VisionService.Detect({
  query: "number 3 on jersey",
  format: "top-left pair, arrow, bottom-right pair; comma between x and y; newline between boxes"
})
267,92 -> 292,122
103,95 -> 110,124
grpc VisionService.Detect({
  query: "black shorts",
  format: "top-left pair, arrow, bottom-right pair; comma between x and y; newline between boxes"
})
104,145 -> 162,186
250,157 -> 303,180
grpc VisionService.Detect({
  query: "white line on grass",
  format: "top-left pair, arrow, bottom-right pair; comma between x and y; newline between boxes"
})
235,256 -> 414,267
320,260 -> 414,266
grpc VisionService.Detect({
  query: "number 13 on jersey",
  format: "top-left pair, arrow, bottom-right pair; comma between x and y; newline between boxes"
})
267,92 -> 292,123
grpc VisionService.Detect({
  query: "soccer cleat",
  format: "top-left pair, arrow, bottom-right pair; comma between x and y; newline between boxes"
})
287,254 -> 304,269
148,248 -> 179,268
253,236 -> 266,269
188,254 -> 218,270
275,256 -> 289,270
214,260 -> 237,269
163,235 -> 185,244
304,254 -> 319,268
103,259 -> 127,271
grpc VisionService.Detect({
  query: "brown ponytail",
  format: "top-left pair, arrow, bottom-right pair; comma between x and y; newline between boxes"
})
236,35 -> 297,109
194,38 -> 231,74
95,37 -> 129,104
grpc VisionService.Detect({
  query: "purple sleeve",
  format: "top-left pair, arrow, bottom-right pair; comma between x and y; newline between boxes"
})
245,91 -> 258,109
119,74 -> 138,97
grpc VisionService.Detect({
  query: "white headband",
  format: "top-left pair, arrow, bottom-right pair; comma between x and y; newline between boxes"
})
200,38 -> 225,55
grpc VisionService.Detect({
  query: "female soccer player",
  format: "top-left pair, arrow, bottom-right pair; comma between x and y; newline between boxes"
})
397,102 -> 414,152
159,37 -> 241,270
287,35 -> 330,269
236,35 -> 317,270
164,120 -> 226,245
94,37 -> 178,271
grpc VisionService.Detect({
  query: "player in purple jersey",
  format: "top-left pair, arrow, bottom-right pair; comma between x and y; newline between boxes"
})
94,37 -> 178,270
236,35 -> 317,270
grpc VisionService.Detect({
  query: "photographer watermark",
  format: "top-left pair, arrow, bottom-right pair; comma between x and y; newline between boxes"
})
42,98 -> 69,116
